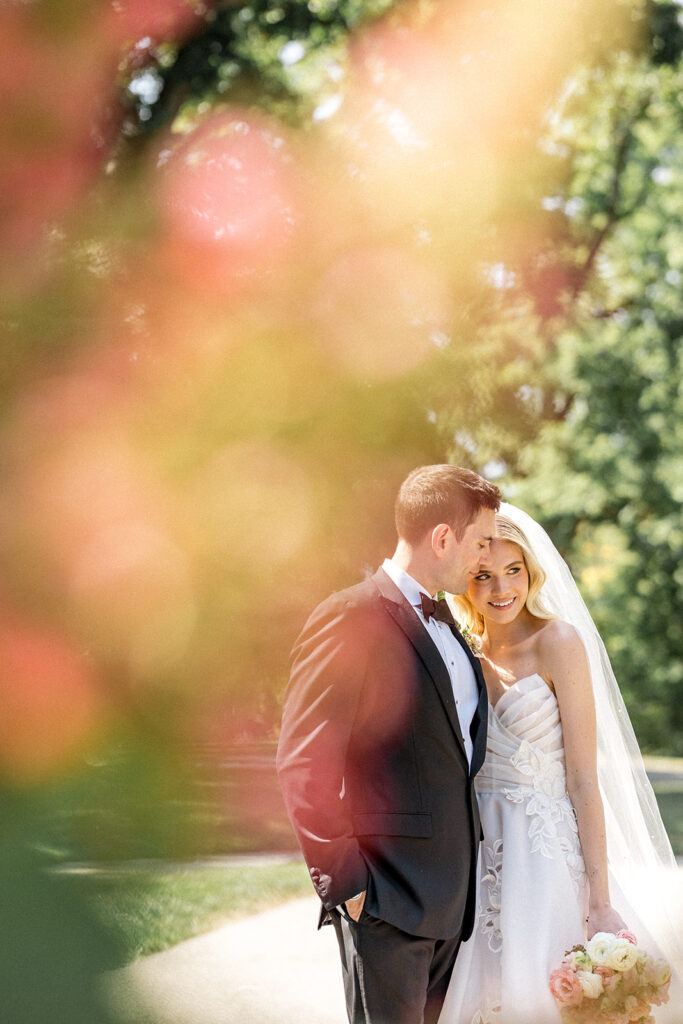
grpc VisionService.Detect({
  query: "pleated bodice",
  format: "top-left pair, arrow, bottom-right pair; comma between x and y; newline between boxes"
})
476,673 -> 566,794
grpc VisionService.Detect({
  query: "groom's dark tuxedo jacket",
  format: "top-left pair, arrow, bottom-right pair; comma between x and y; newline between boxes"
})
276,567 -> 489,941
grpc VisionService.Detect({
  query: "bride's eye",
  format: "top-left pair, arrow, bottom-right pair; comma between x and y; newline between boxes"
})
473,572 -> 490,581
508,567 -> 521,575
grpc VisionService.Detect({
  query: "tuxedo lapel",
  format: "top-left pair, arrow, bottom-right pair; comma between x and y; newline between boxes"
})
447,624 -> 489,777
371,569 -> 469,766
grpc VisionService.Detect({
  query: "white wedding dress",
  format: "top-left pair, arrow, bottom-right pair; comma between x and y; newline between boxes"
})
439,673 -> 681,1024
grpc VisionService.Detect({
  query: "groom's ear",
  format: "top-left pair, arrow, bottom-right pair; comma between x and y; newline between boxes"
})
430,522 -> 451,555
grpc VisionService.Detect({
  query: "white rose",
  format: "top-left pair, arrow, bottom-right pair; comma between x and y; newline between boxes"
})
606,939 -> 640,973
585,932 -> 618,965
577,970 -> 604,999
651,958 -> 672,987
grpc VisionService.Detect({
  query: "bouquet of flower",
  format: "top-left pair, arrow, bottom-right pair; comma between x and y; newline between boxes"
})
549,930 -> 671,1023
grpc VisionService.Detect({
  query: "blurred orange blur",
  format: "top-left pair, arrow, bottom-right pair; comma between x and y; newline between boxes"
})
157,108 -> 299,294
0,612 -> 104,785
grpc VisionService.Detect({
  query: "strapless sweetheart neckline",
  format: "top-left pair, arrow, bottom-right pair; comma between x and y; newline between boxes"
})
490,671 -> 555,713
443,671 -> 590,1024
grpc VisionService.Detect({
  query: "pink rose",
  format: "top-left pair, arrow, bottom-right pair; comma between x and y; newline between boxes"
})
597,968 -> 621,995
616,929 -> 638,946
549,966 -> 584,1006
594,965 -> 615,983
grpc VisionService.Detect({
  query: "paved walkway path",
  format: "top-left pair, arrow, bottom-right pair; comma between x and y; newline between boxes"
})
105,754 -> 683,1024
107,896 -> 346,1024
107,881 -> 683,1024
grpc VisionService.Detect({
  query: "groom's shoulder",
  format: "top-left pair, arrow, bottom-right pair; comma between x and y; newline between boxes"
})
298,572 -> 385,637
312,572 -> 382,619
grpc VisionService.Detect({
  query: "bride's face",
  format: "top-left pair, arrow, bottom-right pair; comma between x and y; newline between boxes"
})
467,539 -> 529,624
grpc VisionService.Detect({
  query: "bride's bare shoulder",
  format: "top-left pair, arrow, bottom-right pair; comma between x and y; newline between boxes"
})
536,614 -> 581,638
534,619 -> 583,655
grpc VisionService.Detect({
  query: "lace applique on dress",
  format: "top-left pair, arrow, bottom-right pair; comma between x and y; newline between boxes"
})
470,997 -> 501,1024
503,740 -> 586,892
479,838 -> 504,953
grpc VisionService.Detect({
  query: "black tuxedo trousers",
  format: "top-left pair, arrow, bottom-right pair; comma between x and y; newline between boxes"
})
276,568 -> 489,1022
331,905 -> 462,1024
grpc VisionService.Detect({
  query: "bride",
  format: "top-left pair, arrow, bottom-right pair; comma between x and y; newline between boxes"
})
440,504 -> 682,1024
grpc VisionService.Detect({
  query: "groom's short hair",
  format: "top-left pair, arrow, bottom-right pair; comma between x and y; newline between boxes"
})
395,465 -> 501,543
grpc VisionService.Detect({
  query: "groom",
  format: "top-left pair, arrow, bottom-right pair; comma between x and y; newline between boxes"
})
276,465 -> 500,1024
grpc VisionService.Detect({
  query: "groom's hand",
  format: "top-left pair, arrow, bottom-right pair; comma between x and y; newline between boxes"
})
344,890 -> 366,922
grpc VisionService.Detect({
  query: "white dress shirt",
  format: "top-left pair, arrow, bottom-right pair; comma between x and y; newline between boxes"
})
381,557 -> 479,765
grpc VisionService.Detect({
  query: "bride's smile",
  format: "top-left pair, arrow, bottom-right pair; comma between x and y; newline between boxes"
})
467,542 -> 531,627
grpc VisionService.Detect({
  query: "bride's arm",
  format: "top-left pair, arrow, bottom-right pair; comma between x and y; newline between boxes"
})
539,621 -> 628,938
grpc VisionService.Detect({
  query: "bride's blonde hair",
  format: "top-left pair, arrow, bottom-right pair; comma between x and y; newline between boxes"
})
451,513 -> 556,635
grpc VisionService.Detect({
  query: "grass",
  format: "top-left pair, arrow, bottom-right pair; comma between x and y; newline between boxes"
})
77,764 -> 682,964
87,858 -> 312,962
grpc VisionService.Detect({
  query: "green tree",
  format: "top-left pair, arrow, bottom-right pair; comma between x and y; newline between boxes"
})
512,48 -> 683,753
121,0 -> 399,136
430,7 -> 683,752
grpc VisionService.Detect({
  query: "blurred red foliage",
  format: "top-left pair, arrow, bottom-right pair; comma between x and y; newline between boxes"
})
157,108 -> 299,293
0,611 -> 105,784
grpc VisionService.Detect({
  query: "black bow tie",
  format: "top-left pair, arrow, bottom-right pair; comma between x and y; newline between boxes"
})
420,593 -> 456,626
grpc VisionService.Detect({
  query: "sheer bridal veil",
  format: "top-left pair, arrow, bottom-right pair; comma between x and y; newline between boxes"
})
498,503 -> 683,980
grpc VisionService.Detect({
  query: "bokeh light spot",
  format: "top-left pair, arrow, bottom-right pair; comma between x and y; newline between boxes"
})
0,617 -> 103,785
190,443 -> 314,566
159,109 -> 298,290
67,522 -> 196,678
312,248 -> 452,378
